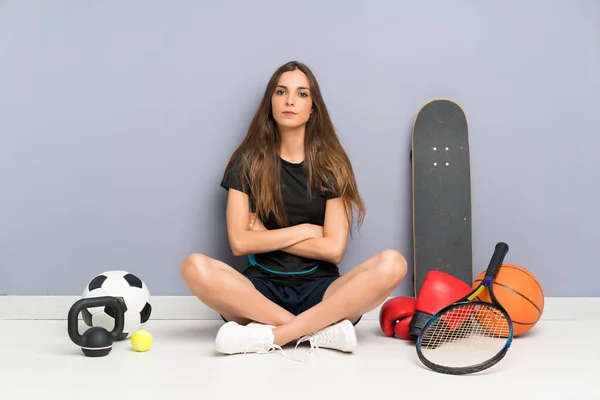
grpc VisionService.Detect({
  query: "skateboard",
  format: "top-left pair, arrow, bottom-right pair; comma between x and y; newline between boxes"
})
411,99 -> 473,298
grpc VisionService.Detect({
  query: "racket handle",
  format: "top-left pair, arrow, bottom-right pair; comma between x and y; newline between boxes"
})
484,242 -> 509,279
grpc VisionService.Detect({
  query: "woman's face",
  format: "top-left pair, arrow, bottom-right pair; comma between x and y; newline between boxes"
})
271,70 -> 313,130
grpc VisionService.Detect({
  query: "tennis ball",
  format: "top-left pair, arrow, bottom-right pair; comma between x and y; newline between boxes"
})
131,329 -> 152,352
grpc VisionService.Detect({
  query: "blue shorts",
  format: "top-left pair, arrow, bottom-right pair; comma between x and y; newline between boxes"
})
222,276 -> 362,325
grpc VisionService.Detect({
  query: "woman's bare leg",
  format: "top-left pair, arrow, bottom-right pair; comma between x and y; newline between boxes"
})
180,253 -> 294,326
271,249 -> 407,346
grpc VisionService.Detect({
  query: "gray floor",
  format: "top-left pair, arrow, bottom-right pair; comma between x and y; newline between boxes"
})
2,318 -> 599,399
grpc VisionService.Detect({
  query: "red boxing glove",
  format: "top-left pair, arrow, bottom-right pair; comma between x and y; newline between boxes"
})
379,296 -> 416,340
408,271 -> 472,338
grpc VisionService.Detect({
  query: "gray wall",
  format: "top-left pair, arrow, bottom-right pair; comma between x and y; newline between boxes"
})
1,1 -> 598,297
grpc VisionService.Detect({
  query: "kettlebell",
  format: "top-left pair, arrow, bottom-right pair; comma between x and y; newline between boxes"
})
67,296 -> 125,357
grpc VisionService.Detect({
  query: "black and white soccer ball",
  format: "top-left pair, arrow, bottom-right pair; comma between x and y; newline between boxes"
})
81,270 -> 152,340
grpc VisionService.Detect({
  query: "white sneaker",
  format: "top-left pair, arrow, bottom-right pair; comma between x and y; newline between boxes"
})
296,319 -> 357,353
246,321 -> 275,329
215,321 -> 279,355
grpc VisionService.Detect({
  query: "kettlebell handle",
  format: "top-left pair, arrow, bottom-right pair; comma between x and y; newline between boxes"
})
67,296 -> 125,346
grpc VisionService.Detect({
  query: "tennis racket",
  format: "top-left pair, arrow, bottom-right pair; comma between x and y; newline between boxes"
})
416,242 -> 514,375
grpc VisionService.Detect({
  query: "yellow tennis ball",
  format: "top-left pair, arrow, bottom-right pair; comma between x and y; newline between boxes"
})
131,329 -> 152,352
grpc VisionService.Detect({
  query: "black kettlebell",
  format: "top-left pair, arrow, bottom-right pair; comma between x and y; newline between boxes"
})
67,296 -> 125,357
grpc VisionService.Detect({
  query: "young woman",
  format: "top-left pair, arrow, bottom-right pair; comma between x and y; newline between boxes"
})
180,61 -> 407,356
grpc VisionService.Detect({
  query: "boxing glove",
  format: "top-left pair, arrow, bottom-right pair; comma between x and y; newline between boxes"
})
408,271 -> 472,338
379,296 -> 416,340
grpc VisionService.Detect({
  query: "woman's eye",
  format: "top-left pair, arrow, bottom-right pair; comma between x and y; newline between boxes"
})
276,89 -> 285,95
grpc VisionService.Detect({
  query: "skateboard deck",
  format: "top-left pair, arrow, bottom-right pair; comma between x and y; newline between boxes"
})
411,99 -> 473,298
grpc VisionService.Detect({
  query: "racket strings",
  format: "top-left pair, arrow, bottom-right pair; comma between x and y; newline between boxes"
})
420,304 -> 511,368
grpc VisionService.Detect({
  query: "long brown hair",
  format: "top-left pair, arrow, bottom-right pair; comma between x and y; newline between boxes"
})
224,61 -> 365,232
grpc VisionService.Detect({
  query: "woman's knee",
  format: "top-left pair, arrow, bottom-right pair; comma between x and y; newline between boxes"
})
376,249 -> 408,286
180,253 -> 214,286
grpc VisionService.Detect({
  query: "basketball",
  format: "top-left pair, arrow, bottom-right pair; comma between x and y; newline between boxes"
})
473,264 -> 544,337
473,304 -> 512,338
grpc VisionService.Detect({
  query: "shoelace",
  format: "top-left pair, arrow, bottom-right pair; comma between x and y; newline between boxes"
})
295,335 -> 319,355
241,329 -> 274,354
280,346 -> 309,363
295,326 -> 337,355
255,343 -> 310,363
241,329 -> 308,362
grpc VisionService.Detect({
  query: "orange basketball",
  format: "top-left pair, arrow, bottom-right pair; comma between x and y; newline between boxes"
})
474,305 -> 512,338
473,264 -> 544,337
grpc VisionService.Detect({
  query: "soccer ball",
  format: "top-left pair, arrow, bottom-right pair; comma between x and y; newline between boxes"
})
81,270 -> 152,340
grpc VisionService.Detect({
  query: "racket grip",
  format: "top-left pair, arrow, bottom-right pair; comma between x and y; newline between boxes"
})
485,242 -> 509,278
